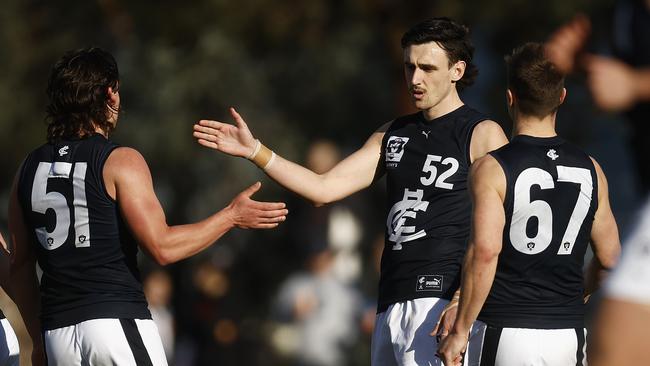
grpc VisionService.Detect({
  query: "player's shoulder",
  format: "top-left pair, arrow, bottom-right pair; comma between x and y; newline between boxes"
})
105,147 -> 149,173
470,153 -> 501,177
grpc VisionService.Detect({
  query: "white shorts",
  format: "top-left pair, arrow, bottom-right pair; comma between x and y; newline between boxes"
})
43,318 -> 167,366
468,323 -> 587,366
0,318 -> 19,366
605,199 -> 650,304
371,298 -> 483,366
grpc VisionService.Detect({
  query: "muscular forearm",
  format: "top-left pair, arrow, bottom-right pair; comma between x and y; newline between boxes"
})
452,245 -> 498,334
144,208 -> 236,265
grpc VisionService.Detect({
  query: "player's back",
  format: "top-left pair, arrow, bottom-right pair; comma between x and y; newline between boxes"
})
479,135 -> 597,329
17,134 -> 150,330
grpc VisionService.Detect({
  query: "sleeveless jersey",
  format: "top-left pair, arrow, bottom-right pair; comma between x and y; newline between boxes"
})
478,135 -> 598,329
378,105 -> 487,311
17,134 -> 151,330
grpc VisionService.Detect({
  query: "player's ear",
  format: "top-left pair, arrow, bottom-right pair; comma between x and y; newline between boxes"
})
506,89 -> 515,107
559,88 -> 567,105
451,60 -> 466,82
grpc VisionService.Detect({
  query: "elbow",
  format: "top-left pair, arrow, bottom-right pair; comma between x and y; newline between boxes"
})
311,200 -> 329,208
599,248 -> 621,271
472,241 -> 501,264
145,243 -> 175,266
151,249 -> 175,266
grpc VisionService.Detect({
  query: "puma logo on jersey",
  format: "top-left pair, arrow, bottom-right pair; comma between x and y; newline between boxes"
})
416,275 -> 443,291
59,145 -> 70,156
546,149 -> 559,160
422,130 -> 431,139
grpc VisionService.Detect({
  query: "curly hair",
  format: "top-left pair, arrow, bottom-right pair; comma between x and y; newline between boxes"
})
46,47 -> 120,142
401,17 -> 478,91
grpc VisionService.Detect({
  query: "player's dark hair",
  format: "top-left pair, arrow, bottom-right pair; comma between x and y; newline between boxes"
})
46,47 -> 119,142
505,42 -> 565,118
401,17 -> 478,90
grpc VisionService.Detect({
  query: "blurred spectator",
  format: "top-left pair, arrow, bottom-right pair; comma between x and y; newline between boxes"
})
143,269 -> 175,363
546,0 -> 650,192
271,246 -> 362,366
269,139 -> 365,366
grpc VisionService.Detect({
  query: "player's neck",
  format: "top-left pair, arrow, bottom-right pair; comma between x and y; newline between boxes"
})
421,91 -> 464,121
513,114 -> 557,138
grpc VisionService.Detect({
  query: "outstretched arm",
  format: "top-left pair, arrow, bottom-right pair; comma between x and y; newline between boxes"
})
438,155 -> 506,366
103,147 -> 289,265
193,108 -> 386,206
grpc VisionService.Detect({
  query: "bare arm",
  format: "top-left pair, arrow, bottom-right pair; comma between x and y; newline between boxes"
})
469,120 -> 508,163
104,147 -> 288,265
439,155 -> 506,366
584,158 -> 621,295
7,170 -> 44,358
589,298 -> 650,366
584,57 -> 650,112
193,108 -> 386,206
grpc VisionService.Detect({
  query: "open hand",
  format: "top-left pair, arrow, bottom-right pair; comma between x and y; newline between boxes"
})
194,107 -> 258,158
227,182 -> 288,229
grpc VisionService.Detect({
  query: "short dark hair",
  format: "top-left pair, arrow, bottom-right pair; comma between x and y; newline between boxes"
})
505,42 -> 565,118
46,47 -> 119,142
401,17 -> 478,90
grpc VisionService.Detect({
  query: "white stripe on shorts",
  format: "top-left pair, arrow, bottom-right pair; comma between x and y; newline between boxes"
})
44,318 -> 167,366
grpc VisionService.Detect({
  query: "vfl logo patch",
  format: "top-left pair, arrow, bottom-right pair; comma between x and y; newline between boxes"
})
386,136 -> 410,164
416,275 -> 443,292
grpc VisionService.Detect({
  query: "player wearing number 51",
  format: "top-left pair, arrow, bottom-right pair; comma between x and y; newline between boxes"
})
438,43 -> 621,366
8,47 -> 288,366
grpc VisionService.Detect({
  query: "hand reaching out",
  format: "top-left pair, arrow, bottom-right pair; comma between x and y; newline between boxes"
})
226,182 -> 288,229
194,107 -> 258,158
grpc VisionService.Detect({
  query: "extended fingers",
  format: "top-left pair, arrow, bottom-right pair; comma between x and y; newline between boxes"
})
193,125 -> 225,139
198,119 -> 227,129
197,138 -> 219,150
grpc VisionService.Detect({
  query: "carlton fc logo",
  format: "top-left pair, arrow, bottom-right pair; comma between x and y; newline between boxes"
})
386,136 -> 410,165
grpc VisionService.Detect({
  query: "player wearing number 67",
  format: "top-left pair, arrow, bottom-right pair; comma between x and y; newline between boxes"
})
7,47 -> 288,366
438,42 -> 621,366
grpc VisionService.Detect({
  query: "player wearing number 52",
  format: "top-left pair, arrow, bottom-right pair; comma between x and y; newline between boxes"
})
8,47 -> 288,366
438,43 -> 621,366
194,18 -> 509,365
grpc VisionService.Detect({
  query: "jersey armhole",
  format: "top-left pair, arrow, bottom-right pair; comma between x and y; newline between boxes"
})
465,118 -> 486,166
488,151 -> 511,210
99,144 -> 121,203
